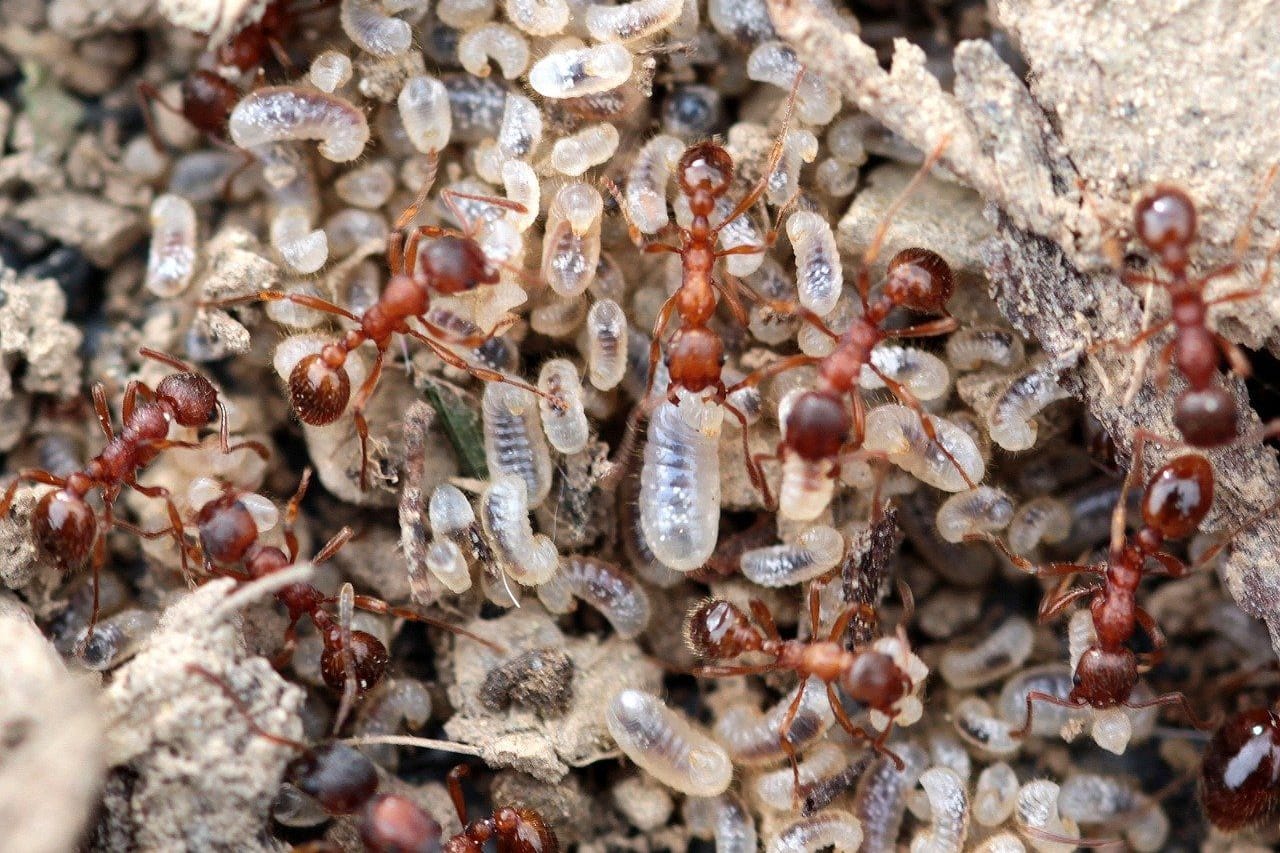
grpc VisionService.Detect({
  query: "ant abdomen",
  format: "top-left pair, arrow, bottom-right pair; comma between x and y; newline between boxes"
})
1200,707 -> 1280,831
33,491 -> 96,569
1175,386 -> 1239,447
289,352 -> 351,426
1140,453 -> 1213,539
319,629 -> 390,695
286,742 -> 380,816
883,247 -> 954,312
359,793 -> 443,853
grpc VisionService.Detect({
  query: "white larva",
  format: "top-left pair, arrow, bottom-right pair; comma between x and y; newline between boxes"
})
769,809 -> 863,853
787,211 -> 842,317
528,43 -> 633,99
606,689 -> 732,797
480,475 -> 558,585
910,767 -> 969,853
482,383 -> 553,507
146,193 -> 198,297
398,75 -> 453,155
585,299 -> 627,390
537,359 -> 590,454
229,87 -> 369,162
740,525 -> 845,587
340,0 -> 412,56
640,396 -> 721,572
863,405 -> 985,492
935,486 -> 1014,544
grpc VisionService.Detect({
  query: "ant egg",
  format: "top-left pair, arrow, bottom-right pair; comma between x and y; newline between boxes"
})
935,486 -> 1014,544
939,616 -> 1033,689
1014,780 -> 1078,853
146,194 -> 198,297
309,50 -> 353,93
1006,497 -> 1071,555
787,211 -> 842,317
560,555 -> 651,639
752,741 -> 848,812
271,206 -> 329,274
862,405 -> 985,492
340,0 -> 412,56
986,363 -> 1071,452
425,539 -> 472,594
910,767 -> 969,853
528,43 -> 634,99
1058,774 -> 1168,852
504,0 -> 570,35
497,93 -> 543,161
946,326 -> 1026,372
769,809 -> 863,853
586,0 -> 683,42
739,524 -> 844,587
437,0 -> 496,27
537,359 -> 589,454
640,397 -> 721,572
230,87 -> 370,162
75,608 -> 157,671
746,41 -> 841,126
861,345 -> 951,402
684,794 -> 757,853
606,688 -> 733,797
715,677 -> 834,765
398,75 -> 453,155
480,474 -> 559,585
542,182 -> 604,297
973,762 -> 1019,827
952,697 -> 1019,756
550,123 -> 620,176
482,382 -> 553,507
585,298 -> 627,390
854,742 -> 929,852
626,135 -> 683,233
458,23 -> 530,79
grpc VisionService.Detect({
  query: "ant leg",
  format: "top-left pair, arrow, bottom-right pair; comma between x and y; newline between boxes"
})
871,363 -> 975,488
272,617 -> 302,670
125,479 -> 192,581
446,765 -> 471,825
727,354 -> 821,395
439,188 -> 527,239
713,71 -> 804,232
601,177 -> 684,252
748,598 -> 783,642
1146,551 -> 1189,578
724,400 -> 768,502
1038,583 -> 1099,624
1009,690 -> 1083,738
348,593 -> 506,653
643,295 -> 680,403
136,81 -> 180,151
884,315 -> 959,339
282,469 -> 314,562
1124,692 -> 1218,731
214,401 -> 271,460
201,290 -> 361,323
404,328 -> 563,408
394,151 -> 440,231
858,136 -> 952,285
0,469 -> 68,515
1214,333 -> 1253,378
712,278 -> 749,326
828,603 -> 877,646
776,683 -> 808,807
806,578 -> 825,636
92,384 -> 115,440
1133,606 -> 1168,669
693,663 -> 780,677
314,527 -> 354,564
350,349 -> 386,491
824,682 -> 905,771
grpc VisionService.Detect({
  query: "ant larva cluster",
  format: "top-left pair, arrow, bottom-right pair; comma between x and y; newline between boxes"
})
3,0 -> 1280,848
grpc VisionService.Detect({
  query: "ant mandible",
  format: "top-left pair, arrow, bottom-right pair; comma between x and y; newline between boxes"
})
205,188 -> 562,490
191,469 -> 503,696
0,347 -> 266,639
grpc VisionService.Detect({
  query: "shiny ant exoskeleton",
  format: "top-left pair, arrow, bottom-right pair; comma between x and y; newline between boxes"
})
1199,704 -> 1280,832
0,348 -> 266,638
440,764 -> 558,853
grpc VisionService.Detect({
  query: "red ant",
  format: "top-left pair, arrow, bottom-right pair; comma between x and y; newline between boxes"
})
190,469 -> 503,696
0,348 -> 266,638
684,580 -> 919,793
974,437 -> 1218,734
205,189 -> 560,490
1200,703 -> 1280,831
441,765 -> 558,853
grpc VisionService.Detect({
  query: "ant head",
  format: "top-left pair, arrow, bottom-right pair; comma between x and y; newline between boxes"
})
1069,647 -> 1136,707
677,142 -> 734,204
841,651 -> 908,711
883,248 -> 954,312
420,235 -> 498,294
359,794 -> 443,853
665,326 -> 725,393
289,348 -> 351,426
287,742 -> 380,816
784,391 -> 851,461
320,629 -> 390,696
195,494 -> 259,565
33,491 -> 96,569
1174,386 -> 1238,447
157,372 -> 218,427
179,71 -> 240,135
684,599 -> 761,658
1141,453 -> 1214,540
1135,186 -> 1196,269
1200,707 -> 1280,831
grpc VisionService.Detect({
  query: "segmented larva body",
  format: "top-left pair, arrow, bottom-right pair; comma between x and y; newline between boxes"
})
606,689 -> 732,797
537,359 -> 589,454
528,43 -> 634,98
504,0 -> 569,35
551,123 -> 620,176
425,539 -> 471,594
854,742 -> 929,853
1015,781 -> 1079,853
560,555 -> 651,639
271,206 -> 328,273
640,396 -> 722,572
1057,774 -> 1168,852
584,298 -> 627,390
309,51 -> 352,93
458,23 -> 530,79
438,0 -> 495,28
710,193 -> 764,276
398,75 -> 452,155
229,87 -> 369,162
146,193 -> 198,297
862,405 -> 985,492
769,809 -> 863,853
542,182 -> 604,297
1006,497 -> 1072,555
777,454 -> 837,522
430,483 -> 477,540
740,525 -> 844,587
483,383 -> 553,508
946,326 -> 1025,371
768,129 -> 819,206
952,698 -> 1019,757
480,475 -> 559,586
752,741 -> 848,812
586,0 -> 683,41
76,608 -> 157,671
714,677 -> 834,766
501,160 -> 539,232
861,345 -> 951,402
910,767 -> 969,853
340,0 -> 412,56
684,794 -> 757,853
935,486 -> 1014,544
627,135 -> 683,233
987,364 -> 1071,452
973,762 -> 1019,827
787,211 -> 842,316
939,616 -> 1033,690
498,93 -> 543,161
746,40 -> 841,126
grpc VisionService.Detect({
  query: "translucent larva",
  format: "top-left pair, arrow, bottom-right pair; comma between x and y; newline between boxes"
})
425,539 -> 472,594
935,486 -> 1014,544
973,762 -> 1019,827
74,608 -> 157,671
500,160 -> 539,232
787,211 -> 842,317
271,206 -> 329,274
709,193 -> 764,276
340,0 -> 412,57
324,209 -> 388,257
939,616 -> 1033,689
1057,774 -> 1168,852
626,134 -> 683,233
986,363 -> 1071,452
768,129 -> 819,206
1006,497 -> 1072,555
972,835 -> 1027,853
860,346 -> 951,402
945,326 -> 1025,372
746,41 -> 841,126
530,293 -> 587,339
951,698 -> 1019,757
853,742 -> 929,853
769,809 -> 863,853
497,93 -> 543,161
309,51 -> 353,92
1014,780 -> 1079,853
910,767 -> 969,853
146,193 -> 198,297
398,75 -> 452,156
586,0 -> 682,42
528,43 -> 634,99
685,794 -> 757,853
640,395 -> 722,572
707,0 -> 775,44
550,123 -> 620,176
437,0 -> 495,28
740,525 -> 845,587
503,0 -> 569,35
542,182 -> 604,297
606,689 -> 733,797
752,741 -> 847,812
482,383 -> 553,507
537,359 -> 589,454
714,677 -> 834,766
585,299 -> 627,390
229,87 -> 369,162
862,406 -> 985,492
480,474 -> 559,585
778,454 -> 837,523
559,555 -> 651,639
457,23 -> 530,79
